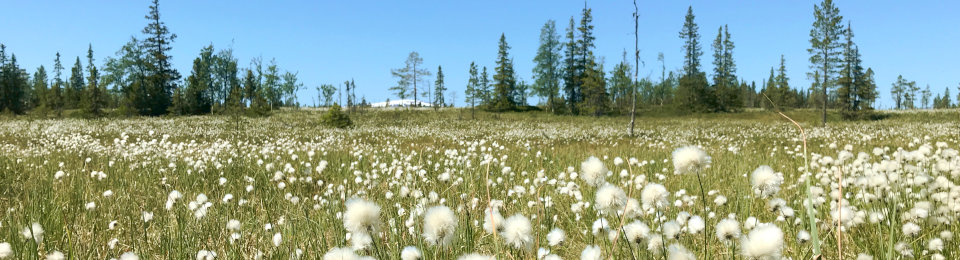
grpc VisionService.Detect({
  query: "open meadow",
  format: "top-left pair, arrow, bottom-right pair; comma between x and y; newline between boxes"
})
0,109 -> 958,259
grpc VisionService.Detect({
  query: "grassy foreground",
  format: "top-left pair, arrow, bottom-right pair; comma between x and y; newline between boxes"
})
0,108 -> 958,259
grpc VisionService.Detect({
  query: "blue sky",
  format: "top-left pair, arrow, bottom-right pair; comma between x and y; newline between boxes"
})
1,0 -> 958,109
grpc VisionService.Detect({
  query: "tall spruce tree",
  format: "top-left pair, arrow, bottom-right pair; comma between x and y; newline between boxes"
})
184,45 -> 215,115
711,25 -> 740,112
50,52 -> 64,115
465,62 -> 480,118
68,57 -> 84,109
563,17 -> 579,114
84,44 -> 106,117
141,0 -> 180,115
532,20 -> 563,113
676,6 -> 710,112
32,66 -> 48,111
479,66 -> 490,105
808,0 -> 844,125
433,66 -> 445,109
491,33 -> 516,111
0,51 -> 29,114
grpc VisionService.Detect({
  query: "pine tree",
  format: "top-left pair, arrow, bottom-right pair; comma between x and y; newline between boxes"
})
808,0 -> 844,126
942,87 -> 953,108
389,52 -> 430,106
608,53 -> 632,111
491,33 -> 517,112
433,66 -> 446,110
84,44 -> 106,117
921,85 -> 931,109
532,20 -> 563,113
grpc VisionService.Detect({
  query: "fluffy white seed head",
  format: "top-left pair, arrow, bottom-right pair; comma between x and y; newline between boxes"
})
400,246 -> 422,260
623,221 -> 650,244
716,218 -> 741,242
423,206 -> 458,246
641,183 -> 670,209
457,253 -> 495,260
322,247 -> 359,260
663,220 -> 682,239
751,166 -> 782,198
741,224 -> 784,259
343,198 -> 381,234
547,228 -> 566,246
482,207 -> 505,234
0,242 -> 12,259
500,214 -> 533,250
672,146 -> 711,175
580,245 -> 602,260
580,156 -> 608,187
687,216 -> 705,234
594,184 -> 627,213
667,243 -> 696,260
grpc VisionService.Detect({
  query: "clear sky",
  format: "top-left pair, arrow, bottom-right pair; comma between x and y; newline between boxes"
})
2,0 -> 958,109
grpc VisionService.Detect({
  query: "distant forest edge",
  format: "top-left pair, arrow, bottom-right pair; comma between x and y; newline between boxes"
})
0,0 -> 958,124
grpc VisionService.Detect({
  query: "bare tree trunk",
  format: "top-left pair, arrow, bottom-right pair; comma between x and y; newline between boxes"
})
629,0 -> 639,137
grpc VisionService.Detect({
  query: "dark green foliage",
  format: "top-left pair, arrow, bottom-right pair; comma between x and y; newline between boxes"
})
563,17 -> 579,114
318,84 -> 336,107
579,61 -> 609,116
680,6 -> 702,77
532,20 -> 563,113
808,0 -> 844,125
390,52 -> 430,105
49,52 -> 65,116
890,75 -> 915,110
0,47 -> 29,114
675,72 -> 712,113
320,104 -> 352,128
83,45 -> 107,117
183,45 -> 215,115
433,66 -> 446,109
711,25 -> 741,112
31,66 -> 48,112
490,33 -> 517,112
141,0 -> 181,116
608,52 -> 633,112
68,57 -> 84,109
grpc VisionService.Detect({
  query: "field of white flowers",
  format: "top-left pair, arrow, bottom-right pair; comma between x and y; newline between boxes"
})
0,109 -> 957,260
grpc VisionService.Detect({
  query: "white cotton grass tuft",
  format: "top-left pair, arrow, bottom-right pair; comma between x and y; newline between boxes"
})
797,230 -> 811,244
667,243 -> 696,260
45,251 -> 65,260
687,216 -> 705,234
20,222 -> 44,242
400,246 -> 422,260
343,198 -> 381,234
672,146 -> 711,175
500,214 -> 533,250
902,222 -> 921,237
856,253 -> 873,260
0,242 -> 12,259
272,232 -> 282,247
623,221 -> 650,243
663,220 -> 682,239
750,165 -> 783,198
715,218 -> 741,242
196,250 -> 217,260
594,183 -> 627,213
482,207 -> 505,234
641,183 -> 670,209
226,219 -> 241,231
119,252 -> 139,260
580,156 -> 608,187
322,247 -> 359,260
741,224 -> 784,259
580,245 -> 602,260
423,205 -> 458,246
457,253 -> 495,260
547,228 -> 565,246
350,232 -> 373,250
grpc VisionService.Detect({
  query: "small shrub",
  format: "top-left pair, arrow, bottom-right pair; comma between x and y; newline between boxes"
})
321,104 -> 353,128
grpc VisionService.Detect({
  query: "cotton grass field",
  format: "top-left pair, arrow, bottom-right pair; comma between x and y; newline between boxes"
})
0,109 -> 958,260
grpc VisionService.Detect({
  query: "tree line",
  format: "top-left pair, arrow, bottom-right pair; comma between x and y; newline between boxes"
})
0,0 -> 303,117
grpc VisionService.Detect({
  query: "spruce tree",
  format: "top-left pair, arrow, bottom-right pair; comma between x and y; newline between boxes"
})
32,66 -> 48,111
808,0 -> 844,125
0,53 -> 29,114
580,60 -> 609,116
491,33 -> 516,112
184,45 -> 215,114
84,45 -> 106,117
480,66 -> 490,105
676,6 -> 710,112
680,6 -> 702,77
563,17 -> 579,114
68,57 -> 84,109
50,52 -> 64,116
433,66 -> 445,110
532,20 -> 563,113
465,62 -> 479,118
141,0 -> 180,115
